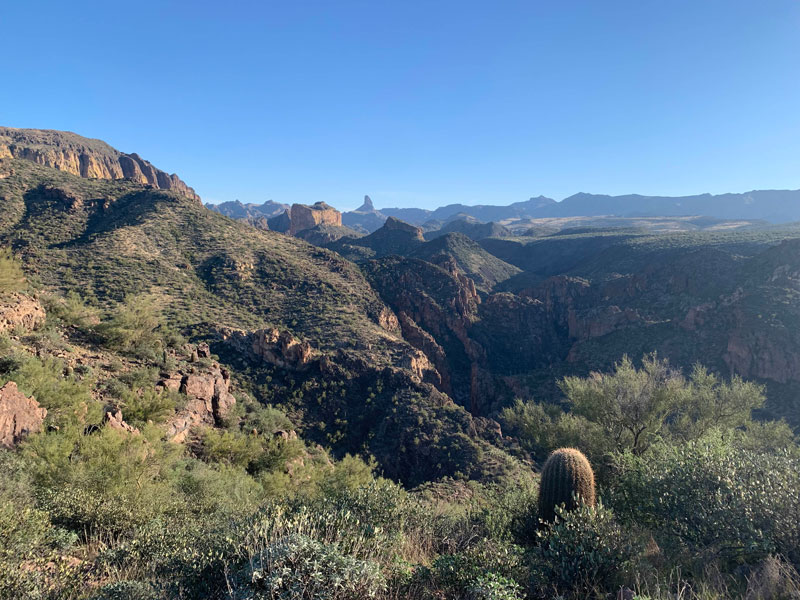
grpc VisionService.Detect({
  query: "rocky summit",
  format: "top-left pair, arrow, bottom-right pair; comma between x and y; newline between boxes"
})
0,126 -> 200,200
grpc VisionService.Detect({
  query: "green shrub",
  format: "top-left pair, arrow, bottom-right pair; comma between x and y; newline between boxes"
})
422,539 -> 527,599
0,247 -> 26,294
532,503 -> 636,599
97,294 -> 165,359
236,533 -> 386,600
23,427 -> 185,535
608,433 -> 800,569
1,354 -> 98,427
537,447 -> 595,523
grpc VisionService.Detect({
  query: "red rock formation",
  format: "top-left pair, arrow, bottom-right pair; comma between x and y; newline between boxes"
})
220,327 -> 318,370
0,382 -> 46,448
0,126 -> 200,201
104,409 -> 139,435
160,363 -> 236,443
0,293 -> 46,333
289,202 -> 342,235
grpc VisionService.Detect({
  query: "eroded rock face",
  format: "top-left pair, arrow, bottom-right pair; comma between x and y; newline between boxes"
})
104,409 -> 139,435
0,382 -> 46,448
0,127 -> 200,201
160,363 -> 236,443
0,293 -> 46,333
220,327 -> 318,370
289,202 -> 342,235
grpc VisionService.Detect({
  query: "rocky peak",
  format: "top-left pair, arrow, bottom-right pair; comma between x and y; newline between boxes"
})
357,195 -> 375,212
289,202 -> 342,235
0,126 -> 200,201
381,217 -> 425,240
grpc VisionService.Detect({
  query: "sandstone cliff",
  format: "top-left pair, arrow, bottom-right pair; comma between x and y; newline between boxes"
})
289,202 -> 342,235
0,126 -> 200,201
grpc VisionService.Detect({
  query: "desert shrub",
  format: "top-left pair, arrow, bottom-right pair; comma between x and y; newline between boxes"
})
499,399 -> 604,462
119,387 -> 180,426
418,539 -> 527,599
197,428 -> 264,469
90,580 -> 164,600
97,294 -> 166,359
235,533 -> 386,600
0,452 -> 84,599
42,290 -> 99,330
608,433 -> 800,570
0,247 -> 26,294
23,427 -> 186,536
505,355 -> 766,471
531,503 -> 636,599
173,459 -> 263,516
2,353 -> 98,427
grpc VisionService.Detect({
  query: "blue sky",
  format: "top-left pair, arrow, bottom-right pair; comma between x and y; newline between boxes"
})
2,1 -> 800,210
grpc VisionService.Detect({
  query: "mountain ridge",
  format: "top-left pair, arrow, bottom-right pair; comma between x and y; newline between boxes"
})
0,126 -> 200,201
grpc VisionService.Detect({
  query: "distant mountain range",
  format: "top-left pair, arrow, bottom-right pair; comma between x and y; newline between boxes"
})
213,190 -> 800,234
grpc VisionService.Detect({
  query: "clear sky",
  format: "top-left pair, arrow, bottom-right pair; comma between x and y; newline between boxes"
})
2,1 -> 800,210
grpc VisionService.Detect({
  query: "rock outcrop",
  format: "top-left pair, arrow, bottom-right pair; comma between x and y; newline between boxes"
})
0,293 -> 46,333
220,327 -> 318,370
104,409 -> 140,435
289,202 -> 342,235
160,363 -> 236,443
0,381 -> 47,448
0,127 -> 200,201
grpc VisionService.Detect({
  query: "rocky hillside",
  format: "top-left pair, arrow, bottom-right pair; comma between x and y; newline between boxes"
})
0,150 -> 524,486
0,126 -> 200,200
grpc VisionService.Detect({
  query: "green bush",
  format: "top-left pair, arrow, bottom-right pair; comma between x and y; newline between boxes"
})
608,432 -> 800,569
1,353 -> 98,428
236,533 -> 386,599
0,247 -> 26,294
421,539 -> 527,599
531,503 -> 636,599
97,294 -> 166,359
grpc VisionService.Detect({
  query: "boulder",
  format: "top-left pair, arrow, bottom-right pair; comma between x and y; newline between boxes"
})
161,364 -> 236,442
104,409 -> 139,435
0,382 -> 46,448
0,293 -> 46,333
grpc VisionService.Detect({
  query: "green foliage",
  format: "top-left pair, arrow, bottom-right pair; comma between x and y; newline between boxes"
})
561,353 -> 687,456
119,387 -> 180,426
41,290 -> 99,330
237,533 -> 386,599
505,355 -> 767,472
537,447 -> 596,523
532,503 -> 637,599
608,432 -> 800,569
0,247 -> 26,294
1,353 -> 98,428
97,294 -> 166,359
23,427 -> 185,535
420,539 -> 526,600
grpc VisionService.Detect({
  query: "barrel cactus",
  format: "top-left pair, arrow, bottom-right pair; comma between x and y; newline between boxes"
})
537,447 -> 596,523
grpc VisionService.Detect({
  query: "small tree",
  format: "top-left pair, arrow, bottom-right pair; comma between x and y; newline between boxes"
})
560,353 -> 686,456
0,248 -> 26,295
98,294 -> 164,359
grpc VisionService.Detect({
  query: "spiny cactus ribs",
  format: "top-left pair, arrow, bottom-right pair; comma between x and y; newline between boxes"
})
537,447 -> 596,523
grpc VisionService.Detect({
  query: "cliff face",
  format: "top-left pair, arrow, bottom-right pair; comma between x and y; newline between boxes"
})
289,202 -> 342,235
0,127 -> 200,201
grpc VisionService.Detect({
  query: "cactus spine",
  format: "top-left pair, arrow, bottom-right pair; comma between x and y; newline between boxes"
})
537,447 -> 596,523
